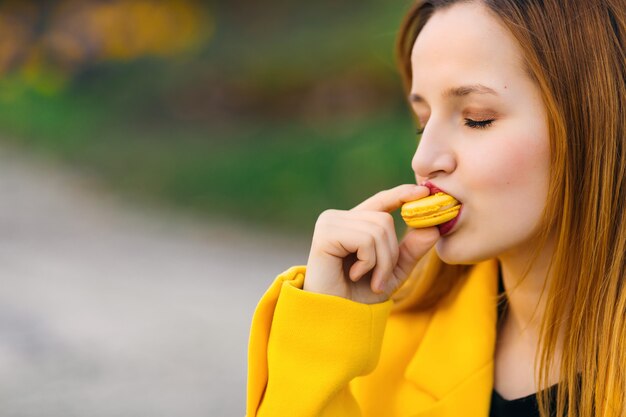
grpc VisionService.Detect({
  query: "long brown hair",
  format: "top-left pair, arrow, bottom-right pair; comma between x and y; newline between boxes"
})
394,1 -> 626,416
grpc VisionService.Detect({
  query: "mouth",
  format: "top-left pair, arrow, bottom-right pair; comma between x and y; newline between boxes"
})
421,180 -> 463,236
421,181 -> 460,201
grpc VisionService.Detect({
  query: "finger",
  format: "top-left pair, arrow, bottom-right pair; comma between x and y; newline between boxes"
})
347,211 -> 399,265
347,231 -> 377,281
314,211 -> 400,292
332,220 -> 393,293
387,227 -> 440,293
362,221 -> 396,293
331,211 -> 399,292
352,184 -> 430,213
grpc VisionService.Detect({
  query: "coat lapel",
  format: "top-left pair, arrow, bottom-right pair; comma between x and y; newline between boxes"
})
404,259 -> 500,415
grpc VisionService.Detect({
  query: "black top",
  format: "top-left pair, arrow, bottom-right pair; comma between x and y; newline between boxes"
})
489,384 -> 558,417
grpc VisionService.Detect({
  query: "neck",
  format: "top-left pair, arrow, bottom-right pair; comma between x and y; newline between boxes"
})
493,232 -> 565,396
497,232 -> 556,336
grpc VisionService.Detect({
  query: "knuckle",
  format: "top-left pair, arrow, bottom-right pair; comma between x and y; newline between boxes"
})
364,234 -> 376,248
373,189 -> 389,201
370,221 -> 385,237
363,257 -> 376,268
378,221 -> 393,242
374,188 -> 387,197
316,209 -> 338,225
381,212 -> 395,226
379,226 -> 391,245
320,208 -> 337,218
373,211 -> 392,225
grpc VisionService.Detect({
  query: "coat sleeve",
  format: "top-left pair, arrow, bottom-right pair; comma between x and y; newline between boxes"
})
246,266 -> 393,417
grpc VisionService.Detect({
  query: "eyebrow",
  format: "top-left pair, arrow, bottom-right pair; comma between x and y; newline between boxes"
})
409,84 -> 499,103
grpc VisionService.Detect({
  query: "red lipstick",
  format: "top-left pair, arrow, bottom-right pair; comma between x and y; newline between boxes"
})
437,207 -> 462,236
421,181 -> 462,236
422,181 -> 446,196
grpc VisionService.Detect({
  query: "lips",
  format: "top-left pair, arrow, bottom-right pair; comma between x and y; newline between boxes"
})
437,207 -> 462,236
422,181 -> 459,201
421,181 -> 463,236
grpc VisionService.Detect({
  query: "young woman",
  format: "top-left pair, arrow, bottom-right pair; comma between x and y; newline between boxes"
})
247,1 -> 625,416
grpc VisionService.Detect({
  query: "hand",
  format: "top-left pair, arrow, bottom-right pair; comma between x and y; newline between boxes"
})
303,184 -> 440,304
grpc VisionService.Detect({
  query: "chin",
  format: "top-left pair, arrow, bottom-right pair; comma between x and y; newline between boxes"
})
434,238 -> 492,265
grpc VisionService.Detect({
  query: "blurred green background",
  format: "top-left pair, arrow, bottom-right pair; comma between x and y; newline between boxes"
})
0,0 -> 419,236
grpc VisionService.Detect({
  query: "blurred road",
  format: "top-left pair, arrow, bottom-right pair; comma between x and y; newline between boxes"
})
0,146 -> 309,417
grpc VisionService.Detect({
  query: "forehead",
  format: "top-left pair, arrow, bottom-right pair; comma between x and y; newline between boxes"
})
410,2 -> 527,92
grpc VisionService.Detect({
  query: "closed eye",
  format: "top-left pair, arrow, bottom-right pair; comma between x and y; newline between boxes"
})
416,118 -> 495,136
465,118 -> 494,129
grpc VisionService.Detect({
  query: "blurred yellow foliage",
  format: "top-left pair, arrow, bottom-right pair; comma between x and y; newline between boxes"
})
0,0 -> 213,91
0,3 -> 37,73
49,0 -> 211,63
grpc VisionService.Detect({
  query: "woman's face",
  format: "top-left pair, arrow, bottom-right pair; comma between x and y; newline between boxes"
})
409,2 -> 551,264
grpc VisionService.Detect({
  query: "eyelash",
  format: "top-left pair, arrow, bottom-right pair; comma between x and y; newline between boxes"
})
415,118 -> 495,135
464,118 -> 495,129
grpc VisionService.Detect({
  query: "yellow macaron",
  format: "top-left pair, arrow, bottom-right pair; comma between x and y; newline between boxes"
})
401,192 -> 461,228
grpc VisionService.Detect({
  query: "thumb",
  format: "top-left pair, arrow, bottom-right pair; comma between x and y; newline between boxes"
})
388,227 -> 440,291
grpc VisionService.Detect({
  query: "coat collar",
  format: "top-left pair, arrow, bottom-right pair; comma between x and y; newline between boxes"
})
404,259 -> 500,404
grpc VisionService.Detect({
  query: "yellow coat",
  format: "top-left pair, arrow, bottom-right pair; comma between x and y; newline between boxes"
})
247,259 -> 499,417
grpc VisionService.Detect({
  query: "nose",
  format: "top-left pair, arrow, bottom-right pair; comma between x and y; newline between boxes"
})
411,125 -> 457,180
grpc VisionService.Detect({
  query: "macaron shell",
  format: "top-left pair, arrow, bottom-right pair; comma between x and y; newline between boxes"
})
401,192 -> 457,215
403,205 -> 461,228
401,192 -> 461,228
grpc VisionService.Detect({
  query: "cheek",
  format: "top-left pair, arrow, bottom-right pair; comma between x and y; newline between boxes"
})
466,133 -> 550,225
468,132 -> 549,191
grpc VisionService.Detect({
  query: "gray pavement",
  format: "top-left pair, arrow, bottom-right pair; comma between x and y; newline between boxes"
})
0,146 -> 309,416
